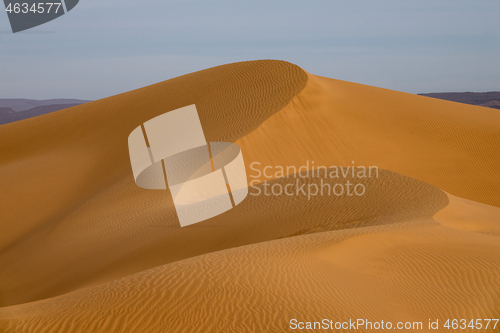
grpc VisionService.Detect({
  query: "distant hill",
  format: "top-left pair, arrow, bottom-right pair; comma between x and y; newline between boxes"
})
0,104 -> 85,125
1,91 -> 498,126
0,99 -> 90,125
419,92 -> 500,109
0,99 -> 91,112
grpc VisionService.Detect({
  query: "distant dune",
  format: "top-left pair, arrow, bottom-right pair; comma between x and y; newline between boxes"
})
0,61 -> 499,333
420,91 -> 500,109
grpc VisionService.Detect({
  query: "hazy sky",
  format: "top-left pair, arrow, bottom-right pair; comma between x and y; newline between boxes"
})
1,0 -> 499,100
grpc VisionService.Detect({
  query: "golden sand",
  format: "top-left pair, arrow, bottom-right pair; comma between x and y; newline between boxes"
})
0,60 -> 498,332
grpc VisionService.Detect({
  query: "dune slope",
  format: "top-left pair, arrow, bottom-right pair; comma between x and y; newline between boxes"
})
0,60 -> 307,306
237,73 -> 500,208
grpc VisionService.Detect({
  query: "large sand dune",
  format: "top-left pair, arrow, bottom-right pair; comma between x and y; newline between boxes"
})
0,60 -> 499,332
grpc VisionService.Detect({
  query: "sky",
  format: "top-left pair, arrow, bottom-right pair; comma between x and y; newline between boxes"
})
1,0 -> 499,100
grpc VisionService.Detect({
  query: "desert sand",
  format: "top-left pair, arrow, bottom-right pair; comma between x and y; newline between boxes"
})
0,60 -> 499,332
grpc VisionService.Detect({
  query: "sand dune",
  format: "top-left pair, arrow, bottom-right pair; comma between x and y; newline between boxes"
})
0,169 -> 448,307
0,60 -> 499,332
2,218 -> 499,333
